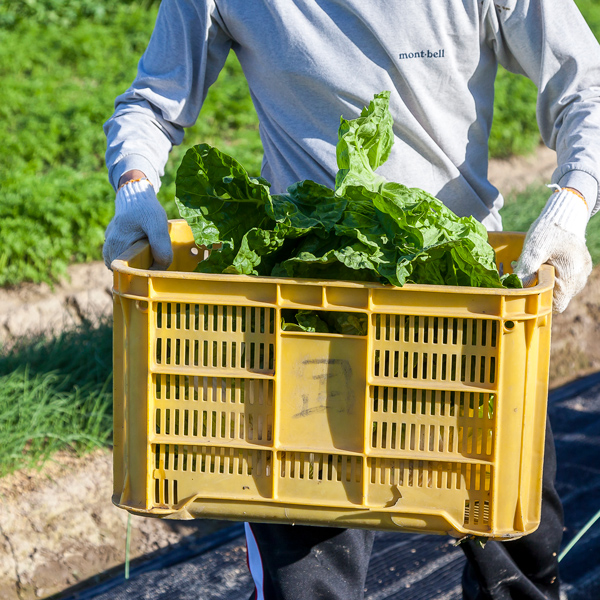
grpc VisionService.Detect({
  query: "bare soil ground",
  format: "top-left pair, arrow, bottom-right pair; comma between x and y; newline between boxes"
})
1,144 -> 599,600
0,450 -> 228,600
0,262 -> 113,344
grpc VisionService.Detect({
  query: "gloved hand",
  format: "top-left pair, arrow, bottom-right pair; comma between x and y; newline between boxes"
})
103,178 -> 173,270
514,186 -> 592,313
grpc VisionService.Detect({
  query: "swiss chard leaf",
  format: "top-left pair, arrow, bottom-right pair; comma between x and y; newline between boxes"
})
335,91 -> 394,196
175,143 -> 272,251
268,180 -> 346,236
281,310 -> 368,336
290,310 -> 330,333
272,233 -> 381,282
175,92 -> 522,290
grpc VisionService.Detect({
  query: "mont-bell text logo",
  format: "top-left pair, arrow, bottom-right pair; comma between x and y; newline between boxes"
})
399,49 -> 445,60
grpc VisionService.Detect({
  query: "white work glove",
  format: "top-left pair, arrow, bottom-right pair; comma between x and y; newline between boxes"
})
514,186 -> 592,313
103,179 -> 173,270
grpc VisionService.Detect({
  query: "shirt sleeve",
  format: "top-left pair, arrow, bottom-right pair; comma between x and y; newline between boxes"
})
104,0 -> 233,191
483,0 -> 600,217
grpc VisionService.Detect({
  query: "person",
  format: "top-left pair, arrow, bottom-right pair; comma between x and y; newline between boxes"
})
103,1 -> 600,598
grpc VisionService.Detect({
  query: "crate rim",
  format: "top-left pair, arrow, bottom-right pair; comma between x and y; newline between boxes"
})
111,221 -> 554,298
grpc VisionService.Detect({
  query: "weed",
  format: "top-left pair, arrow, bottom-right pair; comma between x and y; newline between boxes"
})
0,318 -> 113,476
0,7 -> 261,287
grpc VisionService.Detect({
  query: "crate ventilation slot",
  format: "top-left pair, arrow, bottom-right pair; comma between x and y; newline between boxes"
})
373,315 -> 498,384
154,444 -> 272,476
369,459 -> 492,491
155,303 -> 276,372
464,500 -> 491,526
279,452 -> 363,483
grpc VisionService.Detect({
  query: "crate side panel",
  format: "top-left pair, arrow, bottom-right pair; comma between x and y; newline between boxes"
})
276,451 -> 364,506
278,283 -> 324,307
371,314 -> 500,390
124,297 -> 151,509
370,289 -> 502,317
366,458 -> 493,534
151,444 -> 274,506
517,315 -> 552,530
324,286 -> 370,309
151,375 -> 274,447
153,302 -> 276,376
112,295 -> 126,503
492,320 -> 530,533
368,386 -> 495,462
277,335 -> 367,454
150,278 -> 279,305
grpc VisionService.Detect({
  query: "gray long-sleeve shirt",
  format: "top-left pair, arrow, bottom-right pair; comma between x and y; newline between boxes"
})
104,0 -> 600,231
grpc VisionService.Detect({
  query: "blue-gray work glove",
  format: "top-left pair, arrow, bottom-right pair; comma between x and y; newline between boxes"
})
514,186 -> 592,313
103,179 -> 173,270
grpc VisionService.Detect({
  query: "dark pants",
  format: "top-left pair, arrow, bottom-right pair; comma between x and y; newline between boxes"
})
245,418 -> 563,600
461,419 -> 563,600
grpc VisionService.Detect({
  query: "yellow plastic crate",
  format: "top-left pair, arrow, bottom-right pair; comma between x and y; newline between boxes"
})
111,219 -> 554,540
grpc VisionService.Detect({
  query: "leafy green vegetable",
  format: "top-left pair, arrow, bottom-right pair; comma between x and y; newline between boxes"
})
175,91 -> 521,289
281,310 -> 330,334
281,310 -> 368,336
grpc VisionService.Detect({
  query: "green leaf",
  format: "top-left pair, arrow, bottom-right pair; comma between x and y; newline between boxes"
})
175,93 -> 517,290
272,234 -> 380,282
281,309 -> 329,332
175,143 -> 272,251
268,180 -> 346,236
320,311 -> 368,336
335,91 -> 394,195
500,273 -> 523,288
280,310 -> 368,335
295,310 -> 330,333
229,227 -> 287,275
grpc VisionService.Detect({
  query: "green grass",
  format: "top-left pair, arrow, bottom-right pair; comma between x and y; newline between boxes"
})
501,185 -> 600,265
0,5 -> 261,287
0,319 -> 113,476
489,67 -> 539,159
0,0 -> 161,29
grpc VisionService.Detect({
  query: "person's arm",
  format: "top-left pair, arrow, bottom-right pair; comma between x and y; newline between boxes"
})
484,0 -> 600,310
105,0 -> 232,190
102,0 -> 232,269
